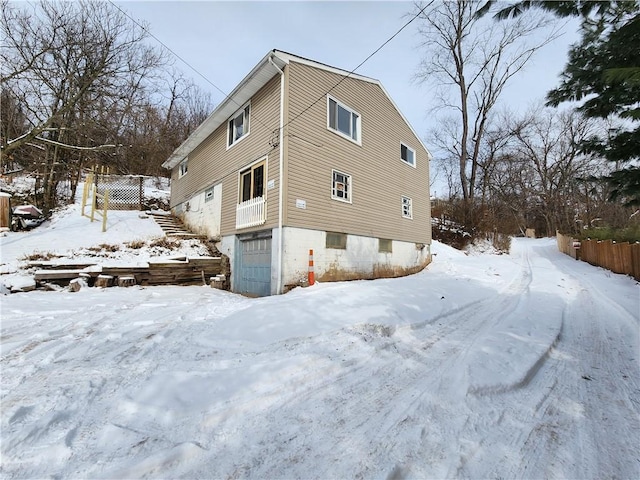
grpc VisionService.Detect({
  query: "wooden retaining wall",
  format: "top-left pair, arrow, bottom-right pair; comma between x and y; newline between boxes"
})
33,256 -> 225,287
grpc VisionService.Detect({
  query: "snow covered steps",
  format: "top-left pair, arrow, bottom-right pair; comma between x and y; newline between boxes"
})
147,211 -> 203,239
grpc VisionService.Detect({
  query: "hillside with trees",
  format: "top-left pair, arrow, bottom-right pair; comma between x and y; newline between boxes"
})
0,0 -> 212,212
421,0 -> 639,244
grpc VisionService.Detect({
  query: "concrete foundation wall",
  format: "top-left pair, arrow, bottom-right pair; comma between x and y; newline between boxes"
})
174,183 -> 222,238
220,226 -> 431,295
281,227 -> 431,290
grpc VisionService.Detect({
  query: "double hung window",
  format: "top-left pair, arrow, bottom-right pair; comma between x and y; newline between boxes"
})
228,103 -> 250,147
328,96 -> 361,144
239,161 -> 265,203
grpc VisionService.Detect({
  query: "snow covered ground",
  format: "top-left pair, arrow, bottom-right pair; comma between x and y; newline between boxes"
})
1,205 -> 639,479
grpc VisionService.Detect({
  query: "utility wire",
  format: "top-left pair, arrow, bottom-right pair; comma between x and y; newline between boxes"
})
107,0 -> 271,130
111,0 -> 430,150
280,2 -> 431,133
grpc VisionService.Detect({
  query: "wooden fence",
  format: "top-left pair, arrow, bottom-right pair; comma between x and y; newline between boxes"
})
557,232 -> 640,281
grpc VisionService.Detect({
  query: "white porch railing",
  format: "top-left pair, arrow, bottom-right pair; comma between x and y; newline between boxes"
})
236,196 -> 266,229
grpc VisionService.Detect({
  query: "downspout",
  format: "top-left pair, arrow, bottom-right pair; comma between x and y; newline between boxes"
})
269,56 -> 285,294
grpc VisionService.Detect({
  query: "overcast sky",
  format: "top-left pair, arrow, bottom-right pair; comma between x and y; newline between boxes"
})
117,1 -> 579,193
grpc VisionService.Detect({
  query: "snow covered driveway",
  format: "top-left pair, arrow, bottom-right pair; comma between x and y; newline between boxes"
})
1,238 -> 638,479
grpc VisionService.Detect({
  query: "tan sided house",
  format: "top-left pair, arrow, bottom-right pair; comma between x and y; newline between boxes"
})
162,50 -> 432,296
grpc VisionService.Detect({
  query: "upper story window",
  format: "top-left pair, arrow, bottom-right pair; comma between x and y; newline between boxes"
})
332,169 -> 352,203
327,95 -> 361,144
228,103 -> 250,148
178,158 -> 188,178
401,143 -> 416,167
239,160 -> 265,203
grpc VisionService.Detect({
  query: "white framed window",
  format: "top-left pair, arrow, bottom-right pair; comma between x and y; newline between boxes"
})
239,159 -> 266,203
327,95 -> 361,144
227,103 -> 250,148
402,195 -> 413,219
401,143 -> 416,167
332,169 -> 352,203
178,158 -> 188,178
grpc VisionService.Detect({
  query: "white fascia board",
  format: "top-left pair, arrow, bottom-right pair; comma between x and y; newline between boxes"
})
162,49 -> 431,169
272,50 -> 379,85
273,50 -> 432,160
162,51 -> 287,170
376,83 -> 433,160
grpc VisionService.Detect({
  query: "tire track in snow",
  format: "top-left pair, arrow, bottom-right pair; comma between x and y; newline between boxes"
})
461,242 -> 639,479
185,252 -> 539,479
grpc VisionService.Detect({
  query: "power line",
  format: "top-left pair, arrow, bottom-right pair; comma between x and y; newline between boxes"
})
111,0 -> 429,152
280,2 -> 431,133
107,0 -> 272,130
108,0 -> 227,98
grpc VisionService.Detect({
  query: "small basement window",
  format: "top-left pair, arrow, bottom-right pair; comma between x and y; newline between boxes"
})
326,232 -> 347,249
379,238 -> 392,253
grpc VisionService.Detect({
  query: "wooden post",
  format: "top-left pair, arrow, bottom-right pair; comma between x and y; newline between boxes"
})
102,189 -> 109,232
81,169 -> 94,218
90,187 -> 96,222
139,176 -> 144,211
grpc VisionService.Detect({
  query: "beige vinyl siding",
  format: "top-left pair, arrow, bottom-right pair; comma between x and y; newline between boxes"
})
170,75 -> 282,236
285,62 -> 431,244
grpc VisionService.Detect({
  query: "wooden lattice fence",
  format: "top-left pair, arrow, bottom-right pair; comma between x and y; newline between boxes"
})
95,174 -> 144,210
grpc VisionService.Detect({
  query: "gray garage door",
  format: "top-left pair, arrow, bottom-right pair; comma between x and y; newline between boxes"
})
236,236 -> 272,297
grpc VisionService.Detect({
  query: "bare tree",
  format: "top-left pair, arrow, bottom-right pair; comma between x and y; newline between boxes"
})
413,0 -> 557,225
0,0 -> 166,210
488,108 -> 605,235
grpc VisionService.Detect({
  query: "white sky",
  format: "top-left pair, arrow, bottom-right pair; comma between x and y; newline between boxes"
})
117,0 -> 580,192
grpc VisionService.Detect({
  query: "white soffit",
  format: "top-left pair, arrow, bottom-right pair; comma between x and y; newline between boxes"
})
162,52 -> 287,169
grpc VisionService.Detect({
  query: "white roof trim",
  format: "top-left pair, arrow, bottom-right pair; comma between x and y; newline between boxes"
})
163,49 -> 431,169
162,51 -> 287,169
376,83 -> 432,160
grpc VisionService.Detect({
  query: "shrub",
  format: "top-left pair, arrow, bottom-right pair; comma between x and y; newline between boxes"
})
579,225 -> 640,243
149,237 -> 180,249
492,233 -> 512,253
20,251 -> 60,261
125,240 -> 146,249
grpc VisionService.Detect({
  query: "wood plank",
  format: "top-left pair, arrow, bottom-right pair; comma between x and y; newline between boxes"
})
35,269 -> 94,281
28,261 -> 98,270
